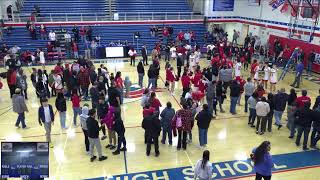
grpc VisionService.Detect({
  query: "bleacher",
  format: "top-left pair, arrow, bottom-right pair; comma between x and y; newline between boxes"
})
0,23 -> 207,57
116,0 -> 192,13
20,0 -> 110,17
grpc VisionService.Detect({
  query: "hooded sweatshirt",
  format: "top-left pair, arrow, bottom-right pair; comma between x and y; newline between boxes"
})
102,106 -> 115,130
80,106 -> 89,130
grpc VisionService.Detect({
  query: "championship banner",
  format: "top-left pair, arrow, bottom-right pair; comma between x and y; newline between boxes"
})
314,53 -> 320,65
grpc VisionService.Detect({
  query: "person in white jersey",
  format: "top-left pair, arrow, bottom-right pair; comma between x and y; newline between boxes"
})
254,62 -> 263,87
269,64 -> 278,93
234,59 -> 242,78
262,62 -> 271,90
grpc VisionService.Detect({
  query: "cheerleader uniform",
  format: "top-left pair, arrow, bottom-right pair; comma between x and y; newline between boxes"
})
269,68 -> 277,84
263,66 -> 270,82
195,51 -> 201,64
235,62 -> 242,78
253,66 -> 260,81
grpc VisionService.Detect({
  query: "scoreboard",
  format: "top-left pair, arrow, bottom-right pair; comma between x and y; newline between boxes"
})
1,142 -> 49,179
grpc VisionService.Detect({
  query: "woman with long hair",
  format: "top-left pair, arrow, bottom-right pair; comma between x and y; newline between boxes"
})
194,150 -> 213,180
251,141 -> 273,180
115,71 -> 124,105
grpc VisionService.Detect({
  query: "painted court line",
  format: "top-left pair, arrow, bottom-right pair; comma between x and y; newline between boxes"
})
85,150 -> 320,180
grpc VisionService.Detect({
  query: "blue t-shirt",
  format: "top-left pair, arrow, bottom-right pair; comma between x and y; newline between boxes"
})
252,148 -> 274,176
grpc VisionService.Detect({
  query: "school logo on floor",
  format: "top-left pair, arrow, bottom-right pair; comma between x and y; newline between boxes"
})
85,150 -> 320,180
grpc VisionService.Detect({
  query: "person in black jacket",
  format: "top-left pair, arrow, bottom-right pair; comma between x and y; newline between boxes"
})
86,109 -> 107,162
313,89 -> 320,110
310,108 -> 320,149
266,93 -> 274,132
294,102 -> 313,150
137,61 -> 145,87
216,81 -> 225,113
97,96 -> 108,140
176,55 -> 183,78
55,93 -> 67,129
141,45 -> 148,65
112,108 -> 127,155
229,80 -> 241,115
273,88 -> 288,130
147,65 -> 156,89
196,104 -> 213,147
142,112 -> 161,157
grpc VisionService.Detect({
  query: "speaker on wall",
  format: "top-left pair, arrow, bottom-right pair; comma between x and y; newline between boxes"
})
301,7 -> 313,18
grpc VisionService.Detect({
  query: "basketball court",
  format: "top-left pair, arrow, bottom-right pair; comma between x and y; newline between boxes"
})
0,58 -> 319,180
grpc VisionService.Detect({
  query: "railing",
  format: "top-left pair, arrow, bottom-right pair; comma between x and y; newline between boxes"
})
2,12 -> 204,23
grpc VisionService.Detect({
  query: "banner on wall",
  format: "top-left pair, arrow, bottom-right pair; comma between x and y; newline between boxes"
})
248,0 -> 261,6
269,0 -> 285,11
213,0 -> 234,11
315,53 -> 320,65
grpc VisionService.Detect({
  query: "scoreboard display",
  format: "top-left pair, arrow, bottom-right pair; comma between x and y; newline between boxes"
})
1,142 -> 49,179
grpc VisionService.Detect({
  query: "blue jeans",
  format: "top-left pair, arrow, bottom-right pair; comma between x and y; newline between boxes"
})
59,111 -> 67,129
138,73 -> 144,87
117,88 -> 123,104
81,87 -> 89,100
274,110 -> 283,125
310,127 -> 320,146
73,107 -> 81,126
161,126 -> 172,145
230,96 -> 238,114
244,95 -> 250,112
15,112 -> 26,128
307,62 -> 313,74
198,128 -> 208,146
148,78 -> 156,89
248,108 -> 256,124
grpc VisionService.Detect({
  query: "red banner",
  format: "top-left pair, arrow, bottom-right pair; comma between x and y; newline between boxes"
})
268,35 -> 320,73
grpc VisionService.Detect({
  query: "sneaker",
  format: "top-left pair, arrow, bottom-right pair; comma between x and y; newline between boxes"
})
155,152 -> 160,157
220,110 -> 225,113
90,156 -> 97,162
161,141 -> 165,145
112,150 -> 120,155
295,142 -> 300,146
86,151 -> 90,155
251,125 -> 256,128
278,125 -> 282,130
22,126 -> 29,129
15,125 -> 21,128
101,135 -> 107,140
98,156 -> 108,161
303,147 -> 309,151
146,152 -> 150,156
110,145 -> 116,150
256,131 -> 259,134
288,136 -> 294,139
260,132 -> 264,135
105,144 -> 112,149
49,143 -> 54,148
120,147 -> 127,151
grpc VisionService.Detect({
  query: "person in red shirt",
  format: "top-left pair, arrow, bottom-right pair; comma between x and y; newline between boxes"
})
281,45 -> 291,66
115,71 -> 124,105
71,90 -> 81,126
251,59 -> 258,78
236,76 -> 246,105
143,103 -> 155,118
72,42 -> 79,59
149,92 -> 162,112
177,31 -> 184,42
211,55 -> 221,67
166,66 -> 176,94
192,67 -> 202,89
181,71 -> 191,97
296,90 -> 311,108
54,62 -> 64,75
